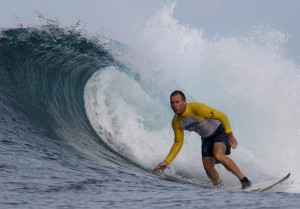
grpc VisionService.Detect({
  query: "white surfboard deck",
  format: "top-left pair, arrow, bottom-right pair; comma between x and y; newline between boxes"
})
242,173 -> 290,192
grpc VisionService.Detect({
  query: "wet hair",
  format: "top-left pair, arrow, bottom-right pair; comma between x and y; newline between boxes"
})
170,90 -> 186,100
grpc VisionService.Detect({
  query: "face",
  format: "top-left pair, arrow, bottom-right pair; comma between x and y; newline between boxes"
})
170,94 -> 187,115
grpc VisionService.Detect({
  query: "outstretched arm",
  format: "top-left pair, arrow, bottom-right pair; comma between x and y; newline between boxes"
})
153,127 -> 184,173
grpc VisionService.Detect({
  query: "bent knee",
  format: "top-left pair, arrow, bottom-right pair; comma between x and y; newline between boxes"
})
213,153 -> 225,163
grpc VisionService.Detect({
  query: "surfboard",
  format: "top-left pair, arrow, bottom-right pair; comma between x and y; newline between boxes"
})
154,171 -> 290,192
244,173 -> 290,192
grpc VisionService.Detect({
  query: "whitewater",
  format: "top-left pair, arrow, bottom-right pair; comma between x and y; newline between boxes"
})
1,3 -> 300,209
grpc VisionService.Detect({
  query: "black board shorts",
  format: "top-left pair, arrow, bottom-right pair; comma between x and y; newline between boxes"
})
201,125 -> 231,158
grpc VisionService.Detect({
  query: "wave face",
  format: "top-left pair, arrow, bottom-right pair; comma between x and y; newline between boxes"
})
0,26 -> 124,163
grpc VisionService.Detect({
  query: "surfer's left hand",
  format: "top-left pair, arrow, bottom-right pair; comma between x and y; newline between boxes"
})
227,132 -> 237,149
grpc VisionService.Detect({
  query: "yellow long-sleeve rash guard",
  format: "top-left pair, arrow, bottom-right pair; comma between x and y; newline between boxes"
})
165,102 -> 232,164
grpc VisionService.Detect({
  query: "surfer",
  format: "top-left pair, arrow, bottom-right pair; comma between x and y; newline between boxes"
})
154,90 -> 252,189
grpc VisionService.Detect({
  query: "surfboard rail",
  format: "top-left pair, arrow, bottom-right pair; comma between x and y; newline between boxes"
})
244,173 -> 291,192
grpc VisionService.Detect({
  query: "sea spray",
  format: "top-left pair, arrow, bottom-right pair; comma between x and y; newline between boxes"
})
88,3 -> 300,191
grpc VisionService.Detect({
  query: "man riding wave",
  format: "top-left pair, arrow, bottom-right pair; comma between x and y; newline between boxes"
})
154,90 -> 251,189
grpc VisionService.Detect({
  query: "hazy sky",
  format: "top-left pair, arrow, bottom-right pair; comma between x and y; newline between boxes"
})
1,0 -> 299,60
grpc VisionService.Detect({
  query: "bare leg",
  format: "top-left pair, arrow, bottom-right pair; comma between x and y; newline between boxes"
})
202,157 -> 221,185
213,142 -> 245,180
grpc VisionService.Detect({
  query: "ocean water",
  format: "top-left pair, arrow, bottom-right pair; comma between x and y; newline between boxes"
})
1,3 -> 300,209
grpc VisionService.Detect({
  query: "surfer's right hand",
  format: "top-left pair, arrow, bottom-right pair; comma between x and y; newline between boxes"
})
153,160 -> 169,173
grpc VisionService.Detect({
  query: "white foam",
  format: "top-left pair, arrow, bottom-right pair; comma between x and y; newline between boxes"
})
84,67 -> 173,166
85,3 -> 300,192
